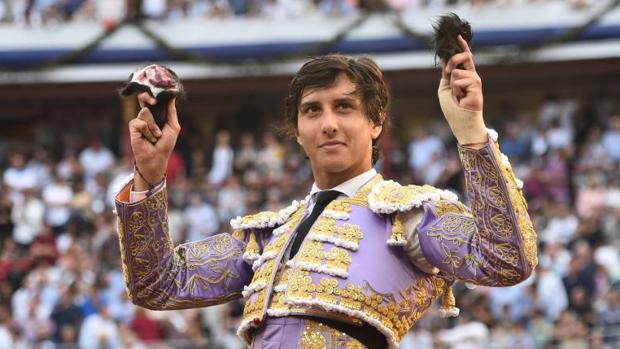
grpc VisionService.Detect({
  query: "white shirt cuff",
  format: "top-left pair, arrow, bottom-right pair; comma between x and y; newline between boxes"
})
129,181 -> 166,203
401,210 -> 440,275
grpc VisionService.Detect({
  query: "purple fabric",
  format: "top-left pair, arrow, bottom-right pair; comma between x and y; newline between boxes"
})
115,182 -> 254,310
252,317 -> 366,349
308,206 -> 432,295
417,142 -> 534,286
252,317 -> 304,349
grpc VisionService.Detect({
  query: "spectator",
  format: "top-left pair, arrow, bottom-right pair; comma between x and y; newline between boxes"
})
78,136 -> 115,188
129,308 -> 164,343
536,263 -> 568,321
234,132 -> 258,174
407,127 -> 446,183
11,188 -> 44,247
78,303 -> 122,349
540,202 -> 578,244
3,152 -> 39,199
14,293 -> 53,345
600,288 -> 620,345
602,114 -> 620,163
551,310 -> 588,349
56,149 -> 83,183
217,175 -> 247,222
41,174 -> 73,235
184,192 -> 219,241
50,288 -> 83,344
436,314 -> 490,349
208,130 -> 234,186
575,174 -> 607,219
0,188 -> 13,243
256,132 -> 284,182
500,121 -> 530,163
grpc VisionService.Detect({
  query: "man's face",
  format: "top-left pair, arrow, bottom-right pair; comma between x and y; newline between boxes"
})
296,74 -> 382,186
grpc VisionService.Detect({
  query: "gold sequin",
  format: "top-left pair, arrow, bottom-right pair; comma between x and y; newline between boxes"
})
390,214 -> 406,242
326,201 -> 352,213
301,320 -> 366,349
286,271 -> 446,342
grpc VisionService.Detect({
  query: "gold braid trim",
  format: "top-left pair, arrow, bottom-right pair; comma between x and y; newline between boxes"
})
488,141 -> 538,270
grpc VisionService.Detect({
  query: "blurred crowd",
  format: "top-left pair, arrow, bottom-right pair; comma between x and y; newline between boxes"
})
0,88 -> 619,349
0,0 -> 595,26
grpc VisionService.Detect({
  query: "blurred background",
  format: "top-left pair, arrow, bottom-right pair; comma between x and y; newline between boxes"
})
0,0 -> 619,348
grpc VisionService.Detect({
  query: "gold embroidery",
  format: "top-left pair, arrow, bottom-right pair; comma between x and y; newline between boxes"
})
245,231 -> 259,255
301,320 -> 366,349
263,231 -> 290,255
116,218 -> 132,300
240,203 -> 306,329
389,214 -> 406,243
339,175 -> 383,208
326,201 -> 352,213
419,141 -> 538,287
434,201 -> 468,217
325,248 -> 352,273
301,322 -> 328,349
117,186 -> 245,310
489,141 -> 538,269
287,271 -> 446,343
236,211 -> 281,227
338,224 -> 363,245
309,217 -> 363,250
371,182 -> 451,209
231,229 -> 244,241
242,288 -> 266,322
297,241 -> 352,277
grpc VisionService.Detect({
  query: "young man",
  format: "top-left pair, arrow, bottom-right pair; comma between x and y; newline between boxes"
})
115,36 -> 537,348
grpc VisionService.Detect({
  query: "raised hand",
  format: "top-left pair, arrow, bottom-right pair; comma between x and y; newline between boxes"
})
129,92 -> 180,191
437,35 -> 487,146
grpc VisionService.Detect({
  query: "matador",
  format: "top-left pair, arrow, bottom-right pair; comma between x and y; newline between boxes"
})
114,35 -> 537,348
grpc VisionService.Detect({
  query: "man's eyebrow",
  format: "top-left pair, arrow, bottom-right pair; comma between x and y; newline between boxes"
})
333,96 -> 359,103
300,101 -> 320,109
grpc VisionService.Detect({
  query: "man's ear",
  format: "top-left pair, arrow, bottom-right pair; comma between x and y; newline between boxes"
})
371,123 -> 383,140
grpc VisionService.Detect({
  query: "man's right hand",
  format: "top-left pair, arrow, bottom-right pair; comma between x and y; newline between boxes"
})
129,92 -> 180,191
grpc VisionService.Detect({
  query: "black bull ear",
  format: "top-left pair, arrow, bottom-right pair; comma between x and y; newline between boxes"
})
432,13 -> 473,66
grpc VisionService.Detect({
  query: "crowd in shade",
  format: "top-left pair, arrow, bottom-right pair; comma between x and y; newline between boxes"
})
0,89 -> 620,349
0,0 -> 595,25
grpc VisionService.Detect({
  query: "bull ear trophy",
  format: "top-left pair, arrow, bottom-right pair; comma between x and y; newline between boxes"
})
432,13 -> 474,67
119,64 -> 186,129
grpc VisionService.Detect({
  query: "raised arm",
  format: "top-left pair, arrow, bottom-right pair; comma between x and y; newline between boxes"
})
115,89 -> 255,310
115,182 -> 256,310
416,133 -> 537,286
414,35 -> 537,286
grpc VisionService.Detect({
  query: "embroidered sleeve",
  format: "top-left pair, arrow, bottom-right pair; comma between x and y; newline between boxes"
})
114,180 -> 256,310
416,132 -> 537,286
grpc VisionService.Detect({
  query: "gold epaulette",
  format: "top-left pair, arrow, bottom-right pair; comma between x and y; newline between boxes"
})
368,180 -> 459,215
230,198 -> 306,230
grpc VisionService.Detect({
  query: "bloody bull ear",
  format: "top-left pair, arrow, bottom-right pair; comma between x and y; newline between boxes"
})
120,64 -> 186,129
120,64 -> 185,98
432,13 -> 473,66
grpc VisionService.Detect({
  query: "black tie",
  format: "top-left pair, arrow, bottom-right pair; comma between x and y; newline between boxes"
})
290,190 -> 341,258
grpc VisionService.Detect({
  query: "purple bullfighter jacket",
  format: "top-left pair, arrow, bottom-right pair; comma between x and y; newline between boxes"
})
114,131 -> 537,348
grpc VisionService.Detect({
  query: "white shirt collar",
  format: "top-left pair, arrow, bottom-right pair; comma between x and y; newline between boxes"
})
309,168 -> 377,199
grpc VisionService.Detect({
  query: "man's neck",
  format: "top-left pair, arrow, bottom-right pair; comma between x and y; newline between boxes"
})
311,168 -> 377,199
313,168 -> 371,190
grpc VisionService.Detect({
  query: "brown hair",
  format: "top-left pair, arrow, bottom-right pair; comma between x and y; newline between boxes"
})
284,54 -> 390,164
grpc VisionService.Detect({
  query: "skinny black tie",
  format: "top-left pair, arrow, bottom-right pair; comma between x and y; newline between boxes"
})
289,190 -> 340,258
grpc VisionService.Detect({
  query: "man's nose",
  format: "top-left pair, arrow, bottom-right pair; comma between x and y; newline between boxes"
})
321,110 -> 339,135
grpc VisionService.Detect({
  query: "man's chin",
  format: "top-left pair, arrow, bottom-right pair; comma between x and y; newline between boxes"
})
312,160 -> 349,174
